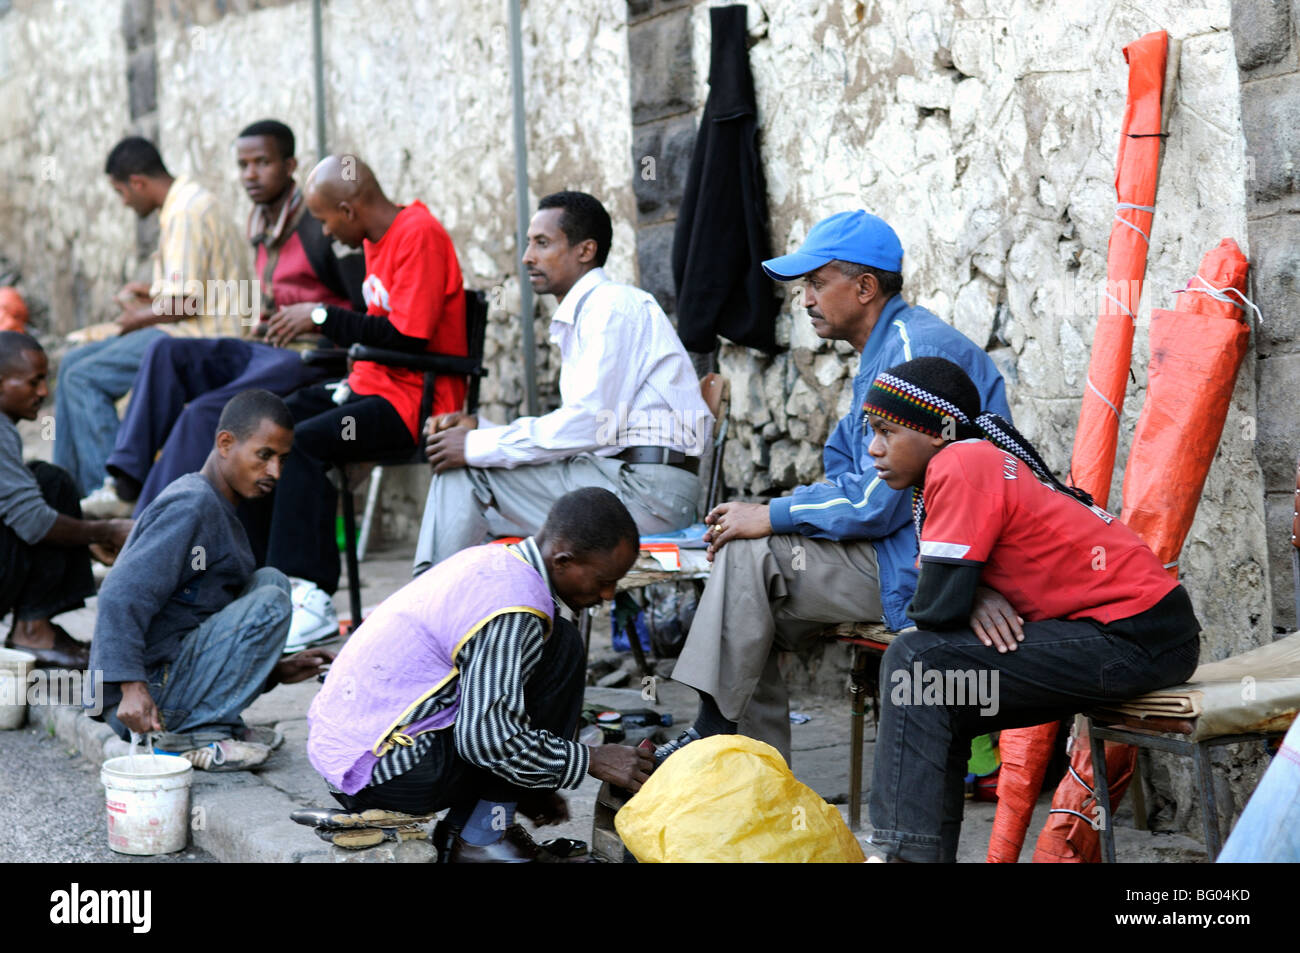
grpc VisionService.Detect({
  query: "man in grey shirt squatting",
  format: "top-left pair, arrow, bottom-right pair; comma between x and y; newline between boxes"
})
88,389 -> 332,771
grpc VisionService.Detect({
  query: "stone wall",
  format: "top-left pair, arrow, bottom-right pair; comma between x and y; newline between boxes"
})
674,0 -> 1275,662
1231,0 -> 1300,632
0,0 -> 136,335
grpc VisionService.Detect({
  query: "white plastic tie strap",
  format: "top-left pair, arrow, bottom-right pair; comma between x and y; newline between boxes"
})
1114,202 -> 1155,245
1085,374 -> 1123,422
1173,273 -> 1264,327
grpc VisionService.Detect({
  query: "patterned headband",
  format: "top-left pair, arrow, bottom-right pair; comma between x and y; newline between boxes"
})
862,373 -> 971,438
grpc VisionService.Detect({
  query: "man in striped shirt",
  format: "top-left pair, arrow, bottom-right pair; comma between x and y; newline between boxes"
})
305,487 -> 653,862
54,137 -> 251,498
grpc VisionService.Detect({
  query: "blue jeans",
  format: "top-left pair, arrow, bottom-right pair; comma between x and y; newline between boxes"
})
106,568 -> 292,749
1218,714 -> 1300,862
105,338 -> 328,513
869,614 -> 1199,862
53,328 -> 167,495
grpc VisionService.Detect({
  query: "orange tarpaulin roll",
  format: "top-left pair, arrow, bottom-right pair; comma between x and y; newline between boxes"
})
992,30 -> 1170,865
1031,728 -> 1138,864
1069,30 -> 1168,511
1120,239 -> 1253,576
986,721 -> 1058,863
0,287 -> 27,332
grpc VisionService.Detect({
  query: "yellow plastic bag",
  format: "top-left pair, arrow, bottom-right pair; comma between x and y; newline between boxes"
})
614,735 -> 865,863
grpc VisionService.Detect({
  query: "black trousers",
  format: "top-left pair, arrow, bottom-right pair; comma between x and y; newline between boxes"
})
332,615 -> 587,815
0,463 -> 96,623
243,382 -> 414,594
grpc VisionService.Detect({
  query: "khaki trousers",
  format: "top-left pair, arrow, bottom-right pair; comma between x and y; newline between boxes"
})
671,534 -> 883,763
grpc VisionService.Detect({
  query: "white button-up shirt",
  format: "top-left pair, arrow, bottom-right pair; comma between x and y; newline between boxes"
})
464,267 -> 713,469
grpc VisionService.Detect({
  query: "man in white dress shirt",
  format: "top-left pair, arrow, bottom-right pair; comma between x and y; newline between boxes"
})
413,191 -> 711,573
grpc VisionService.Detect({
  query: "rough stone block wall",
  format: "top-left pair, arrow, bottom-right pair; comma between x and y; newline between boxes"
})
628,0 -> 698,317
681,0 -> 1273,664
0,0 -> 135,335
1232,0 -> 1300,632
147,0 -> 638,542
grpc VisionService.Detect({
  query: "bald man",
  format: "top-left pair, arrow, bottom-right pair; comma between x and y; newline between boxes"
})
250,155 -> 467,642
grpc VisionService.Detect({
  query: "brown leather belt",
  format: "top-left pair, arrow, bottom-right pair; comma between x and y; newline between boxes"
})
616,446 -> 700,475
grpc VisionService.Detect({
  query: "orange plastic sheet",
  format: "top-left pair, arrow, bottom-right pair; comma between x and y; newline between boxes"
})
1069,30 -> 1168,511
0,287 -> 26,332
1035,242 -> 1253,862
1032,727 -> 1138,864
986,721 -> 1058,863
1120,239 -> 1253,575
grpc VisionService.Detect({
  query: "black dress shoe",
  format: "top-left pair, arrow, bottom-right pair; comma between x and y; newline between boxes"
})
448,824 -> 550,863
4,625 -> 90,670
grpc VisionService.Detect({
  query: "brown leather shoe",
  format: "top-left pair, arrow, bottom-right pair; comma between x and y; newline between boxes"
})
448,824 -> 550,864
4,624 -> 90,670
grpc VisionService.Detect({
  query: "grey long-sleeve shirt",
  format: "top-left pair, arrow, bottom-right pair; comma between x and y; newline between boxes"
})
89,473 -> 254,707
0,416 -> 58,545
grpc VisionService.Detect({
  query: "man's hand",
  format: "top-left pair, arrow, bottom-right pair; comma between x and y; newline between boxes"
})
264,302 -> 319,348
269,648 -> 335,687
970,586 -> 1023,653
116,305 -> 158,335
426,412 -> 478,434
425,426 -> 470,473
116,681 -> 163,734
517,790 -> 570,827
104,519 -> 133,551
116,281 -> 152,304
587,743 -> 654,793
703,501 -> 772,561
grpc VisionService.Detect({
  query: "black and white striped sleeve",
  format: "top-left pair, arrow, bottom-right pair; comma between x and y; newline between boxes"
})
452,612 -> 590,790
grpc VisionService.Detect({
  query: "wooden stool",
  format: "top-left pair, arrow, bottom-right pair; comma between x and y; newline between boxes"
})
826,622 -> 896,830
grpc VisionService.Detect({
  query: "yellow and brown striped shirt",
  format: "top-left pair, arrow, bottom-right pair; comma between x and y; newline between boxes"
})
150,174 -> 253,338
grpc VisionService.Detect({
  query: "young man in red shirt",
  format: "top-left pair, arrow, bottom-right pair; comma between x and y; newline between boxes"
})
861,356 -> 1200,863
254,154 -> 467,629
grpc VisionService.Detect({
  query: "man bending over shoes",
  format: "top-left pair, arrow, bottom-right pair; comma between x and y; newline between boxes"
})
304,488 -> 653,862
87,390 -> 332,771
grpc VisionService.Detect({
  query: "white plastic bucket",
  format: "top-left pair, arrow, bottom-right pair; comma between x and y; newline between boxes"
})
0,648 -> 36,730
100,754 -> 193,855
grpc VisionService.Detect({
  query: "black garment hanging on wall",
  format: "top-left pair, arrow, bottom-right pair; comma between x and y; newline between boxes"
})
671,5 -> 781,355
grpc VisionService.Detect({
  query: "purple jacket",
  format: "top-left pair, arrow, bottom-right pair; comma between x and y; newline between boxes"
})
307,544 -> 553,794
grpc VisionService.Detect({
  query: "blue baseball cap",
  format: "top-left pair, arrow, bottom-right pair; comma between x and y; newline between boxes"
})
762,210 -> 904,280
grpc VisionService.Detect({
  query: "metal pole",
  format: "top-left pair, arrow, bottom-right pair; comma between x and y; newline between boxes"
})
508,0 -> 539,416
312,0 -> 327,158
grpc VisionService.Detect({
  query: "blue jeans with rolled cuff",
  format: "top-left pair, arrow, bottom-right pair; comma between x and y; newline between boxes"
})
105,568 -> 292,750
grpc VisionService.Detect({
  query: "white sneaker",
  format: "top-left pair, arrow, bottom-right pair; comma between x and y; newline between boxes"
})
181,739 -> 271,772
284,577 -> 340,654
80,478 -> 133,519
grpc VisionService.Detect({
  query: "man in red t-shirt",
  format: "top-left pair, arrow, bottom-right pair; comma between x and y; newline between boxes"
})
253,154 -> 466,632
858,357 -> 1200,863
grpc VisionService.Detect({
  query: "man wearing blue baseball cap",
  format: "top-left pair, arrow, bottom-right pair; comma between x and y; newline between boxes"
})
661,210 -> 1014,764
